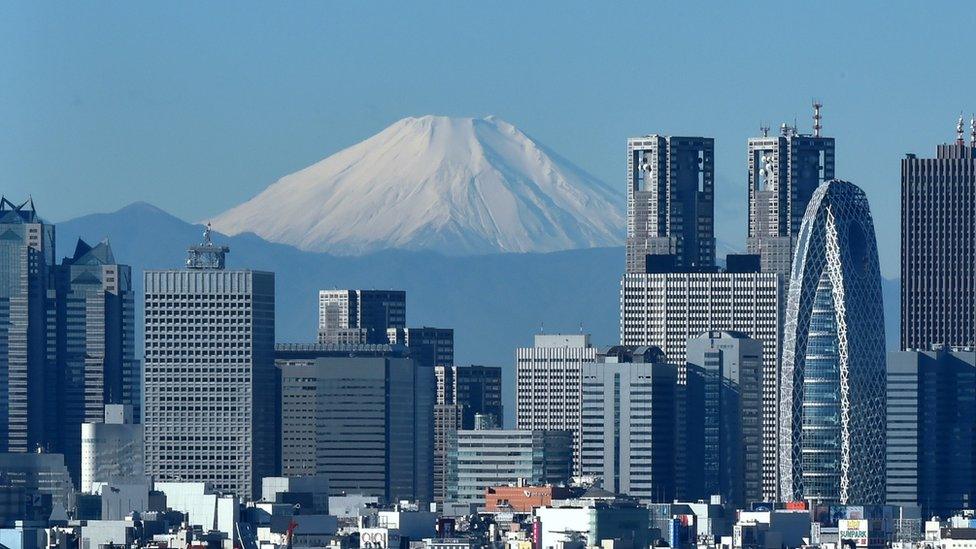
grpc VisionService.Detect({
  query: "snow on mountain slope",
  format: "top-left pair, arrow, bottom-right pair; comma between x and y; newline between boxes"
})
208,115 -> 625,255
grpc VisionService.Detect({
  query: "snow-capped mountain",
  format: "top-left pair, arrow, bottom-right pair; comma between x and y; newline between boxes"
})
208,115 -> 625,255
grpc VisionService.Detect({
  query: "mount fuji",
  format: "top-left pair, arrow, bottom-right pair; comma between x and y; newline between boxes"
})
208,115 -> 625,255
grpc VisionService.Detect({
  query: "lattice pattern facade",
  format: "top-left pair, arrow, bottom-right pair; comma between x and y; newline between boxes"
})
779,180 -> 886,504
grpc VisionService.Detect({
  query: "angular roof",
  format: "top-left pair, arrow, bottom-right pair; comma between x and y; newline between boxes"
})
63,238 -> 116,266
0,196 -> 42,224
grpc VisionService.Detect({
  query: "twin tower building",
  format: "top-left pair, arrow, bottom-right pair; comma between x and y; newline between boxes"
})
620,110 -> 887,505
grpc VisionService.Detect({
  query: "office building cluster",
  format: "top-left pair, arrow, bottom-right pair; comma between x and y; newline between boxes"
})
1,109 -> 976,549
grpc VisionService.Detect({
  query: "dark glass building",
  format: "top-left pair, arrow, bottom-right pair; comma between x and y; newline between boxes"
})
901,124 -> 976,350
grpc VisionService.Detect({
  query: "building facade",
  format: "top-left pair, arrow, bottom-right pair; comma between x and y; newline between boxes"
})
0,197 -> 56,454
54,239 -> 138,485
619,270 -> 782,499
746,115 -> 835,277
515,334 -> 597,475
685,331 -> 764,507
579,347 -> 677,503
447,429 -> 572,507
143,228 -> 277,499
80,404 -> 144,494
276,344 -> 432,503
901,125 -> 976,350
779,180 -> 887,505
388,326 -> 454,369
886,346 -> 976,518
626,135 -> 715,273
317,290 -> 406,345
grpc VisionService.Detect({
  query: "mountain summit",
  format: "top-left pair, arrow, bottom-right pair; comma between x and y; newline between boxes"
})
208,115 -> 625,255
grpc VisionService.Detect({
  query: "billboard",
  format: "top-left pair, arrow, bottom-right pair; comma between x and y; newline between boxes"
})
839,519 -> 869,547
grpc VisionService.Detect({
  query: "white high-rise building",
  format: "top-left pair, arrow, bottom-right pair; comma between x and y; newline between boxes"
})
143,227 -> 276,499
620,270 -> 782,500
515,334 -> 597,474
80,404 -> 144,494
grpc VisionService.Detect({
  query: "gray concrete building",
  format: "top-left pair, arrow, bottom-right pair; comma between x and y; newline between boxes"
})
80,404 -> 143,494
276,344 -> 432,504
143,227 -> 276,499
685,331 -> 764,507
746,108 -> 835,277
317,290 -> 406,345
626,135 -> 715,273
887,346 -> 976,518
515,334 -> 597,475
447,428 -> 572,507
620,269 -> 782,499
579,346 -> 676,503
901,121 -> 976,350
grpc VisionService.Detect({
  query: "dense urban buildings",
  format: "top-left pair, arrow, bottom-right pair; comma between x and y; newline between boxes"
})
0,197 -> 56,455
143,228 -> 277,499
317,289 -> 406,344
746,108 -> 836,276
388,326 -> 454,369
515,334 -> 597,474
79,404 -> 143,494
625,135 -> 715,273
276,343 -> 433,503
685,331 -> 764,507
446,428 -> 572,507
619,268 -> 782,499
901,122 -> 976,350
887,346 -> 976,519
433,365 -> 503,503
53,239 -> 138,485
779,180 -> 887,505
579,346 -> 677,503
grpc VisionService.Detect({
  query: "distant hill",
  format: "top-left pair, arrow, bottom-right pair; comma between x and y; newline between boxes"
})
56,202 -> 901,423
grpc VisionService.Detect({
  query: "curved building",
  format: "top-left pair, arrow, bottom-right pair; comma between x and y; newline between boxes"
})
779,180 -> 886,504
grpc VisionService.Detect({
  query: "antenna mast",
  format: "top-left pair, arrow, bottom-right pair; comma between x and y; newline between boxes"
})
813,100 -> 823,138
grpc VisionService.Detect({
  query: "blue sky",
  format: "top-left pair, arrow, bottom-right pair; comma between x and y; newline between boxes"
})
2,2 -> 972,277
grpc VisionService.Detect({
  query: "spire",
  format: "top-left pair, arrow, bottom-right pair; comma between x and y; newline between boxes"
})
813,100 -> 823,138
957,113 -> 965,145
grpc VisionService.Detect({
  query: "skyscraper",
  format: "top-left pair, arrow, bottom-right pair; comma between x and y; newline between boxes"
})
685,331 -> 764,507
0,197 -> 56,454
318,290 -> 406,344
620,269 -> 782,499
779,180 -> 886,505
746,106 -> 835,277
143,227 -> 276,499
276,343 -> 433,503
626,136 -> 715,273
388,326 -> 454,369
579,346 -> 677,503
901,119 -> 976,350
886,346 -> 976,519
516,334 -> 597,474
54,239 -> 138,484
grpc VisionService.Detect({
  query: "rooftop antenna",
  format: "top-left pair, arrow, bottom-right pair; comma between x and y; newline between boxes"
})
813,100 -> 823,137
540,322 -> 545,334
578,322 -> 584,334
970,114 -> 975,147
760,124 -> 770,138
957,112 -> 965,145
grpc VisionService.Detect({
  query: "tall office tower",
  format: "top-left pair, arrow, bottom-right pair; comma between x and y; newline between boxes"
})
620,269 -> 782,499
901,119 -> 976,350
447,428 -> 572,507
746,107 -> 836,276
54,239 -> 138,484
579,346 -> 676,503
886,346 -> 976,518
779,180 -> 887,505
388,326 -> 454,368
80,404 -> 144,494
317,290 -> 406,344
685,331 -> 764,507
516,334 -> 597,474
276,343 -> 433,503
433,365 -> 503,502
143,228 -> 276,499
0,197 -> 56,454
626,136 -> 715,273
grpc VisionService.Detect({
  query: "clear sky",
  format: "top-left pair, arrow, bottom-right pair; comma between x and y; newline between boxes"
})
2,1 -> 972,277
